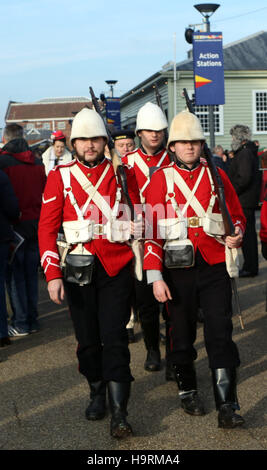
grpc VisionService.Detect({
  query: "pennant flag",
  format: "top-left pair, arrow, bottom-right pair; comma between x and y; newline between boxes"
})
195,75 -> 212,89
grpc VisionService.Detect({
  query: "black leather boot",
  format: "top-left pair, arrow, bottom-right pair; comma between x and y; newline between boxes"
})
144,348 -> 161,372
85,381 -> 106,421
141,318 -> 161,371
211,368 -> 245,428
174,363 -> 205,416
108,381 -> 133,438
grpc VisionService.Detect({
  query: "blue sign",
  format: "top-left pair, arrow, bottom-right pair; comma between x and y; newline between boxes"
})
106,98 -> 121,130
193,32 -> 225,105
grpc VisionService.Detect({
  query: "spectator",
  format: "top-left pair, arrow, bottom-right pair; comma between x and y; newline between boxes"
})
42,130 -> 72,176
212,145 -> 229,173
260,196 -> 267,260
228,125 -> 262,277
0,170 -> 20,347
0,124 -> 46,336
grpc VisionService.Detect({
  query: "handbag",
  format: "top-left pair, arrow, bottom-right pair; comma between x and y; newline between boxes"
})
63,253 -> 95,285
164,239 -> 195,269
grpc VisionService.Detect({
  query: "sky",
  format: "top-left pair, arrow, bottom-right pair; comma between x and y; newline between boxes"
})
1,0 -> 267,129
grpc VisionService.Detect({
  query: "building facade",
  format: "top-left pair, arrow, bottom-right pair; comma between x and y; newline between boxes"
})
120,31 -> 267,152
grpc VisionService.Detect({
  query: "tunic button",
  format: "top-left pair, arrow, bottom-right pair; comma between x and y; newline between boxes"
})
190,174 -> 194,179
194,232 -> 199,237
87,173 -> 91,178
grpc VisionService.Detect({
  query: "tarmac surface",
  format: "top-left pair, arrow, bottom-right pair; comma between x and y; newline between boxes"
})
0,215 -> 266,461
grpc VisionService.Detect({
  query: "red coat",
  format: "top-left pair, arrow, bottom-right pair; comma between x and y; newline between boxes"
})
260,199 -> 267,243
122,148 -> 171,202
38,158 -> 140,282
143,161 -> 246,271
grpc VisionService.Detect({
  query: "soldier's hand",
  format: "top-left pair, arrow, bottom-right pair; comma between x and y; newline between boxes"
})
48,278 -> 65,305
225,226 -> 243,249
130,214 -> 144,239
153,280 -> 172,303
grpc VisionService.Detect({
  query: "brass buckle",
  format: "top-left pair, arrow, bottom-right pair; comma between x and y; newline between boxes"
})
188,216 -> 200,227
94,224 -> 104,235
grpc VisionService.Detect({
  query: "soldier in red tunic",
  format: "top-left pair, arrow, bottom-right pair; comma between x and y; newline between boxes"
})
38,108 -> 141,438
122,102 -> 171,373
143,110 -> 246,429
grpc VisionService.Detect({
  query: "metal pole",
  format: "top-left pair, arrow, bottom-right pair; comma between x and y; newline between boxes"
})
173,33 -> 177,116
204,15 -> 215,149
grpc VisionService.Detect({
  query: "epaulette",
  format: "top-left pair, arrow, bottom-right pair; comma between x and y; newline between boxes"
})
53,159 -> 77,171
123,148 -> 138,159
200,157 -> 208,166
150,162 -> 174,179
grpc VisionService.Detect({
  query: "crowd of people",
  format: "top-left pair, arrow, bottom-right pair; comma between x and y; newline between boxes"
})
0,103 -> 267,438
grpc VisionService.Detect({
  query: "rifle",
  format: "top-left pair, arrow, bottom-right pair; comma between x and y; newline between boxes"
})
89,86 -> 136,221
183,88 -> 244,330
153,83 -> 169,148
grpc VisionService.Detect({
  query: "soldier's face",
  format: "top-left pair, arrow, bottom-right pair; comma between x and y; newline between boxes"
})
170,140 -> 203,168
73,137 -> 106,164
138,130 -> 164,153
115,138 -> 135,156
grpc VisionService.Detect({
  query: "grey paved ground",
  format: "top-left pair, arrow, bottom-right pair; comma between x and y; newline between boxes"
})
0,215 -> 266,459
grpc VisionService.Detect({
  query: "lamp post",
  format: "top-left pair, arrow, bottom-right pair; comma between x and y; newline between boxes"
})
105,80 -> 118,98
193,3 -> 220,149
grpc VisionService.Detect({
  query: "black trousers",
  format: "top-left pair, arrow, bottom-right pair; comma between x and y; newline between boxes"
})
64,258 -> 134,383
134,271 -> 160,350
164,252 -> 240,369
241,207 -> 258,275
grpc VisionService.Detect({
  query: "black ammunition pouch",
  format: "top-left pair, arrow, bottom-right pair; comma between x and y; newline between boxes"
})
63,254 -> 95,285
164,240 -> 195,269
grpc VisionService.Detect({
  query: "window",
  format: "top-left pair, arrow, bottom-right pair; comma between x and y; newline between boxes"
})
43,122 -> 50,130
188,91 -> 223,135
253,91 -> 267,134
57,121 -> 66,130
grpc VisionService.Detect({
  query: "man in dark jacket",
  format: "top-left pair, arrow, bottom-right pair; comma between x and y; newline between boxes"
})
228,125 -> 262,277
0,124 -> 46,335
0,170 -> 20,346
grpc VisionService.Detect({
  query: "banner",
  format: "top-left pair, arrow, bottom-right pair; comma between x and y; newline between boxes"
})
193,32 -> 225,105
106,98 -> 121,130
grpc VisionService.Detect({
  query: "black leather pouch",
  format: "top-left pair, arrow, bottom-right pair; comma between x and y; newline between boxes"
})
164,240 -> 195,269
63,254 -> 95,285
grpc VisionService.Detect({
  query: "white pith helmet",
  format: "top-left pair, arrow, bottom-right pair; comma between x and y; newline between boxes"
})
167,110 -> 205,149
135,102 -> 168,133
70,108 -> 108,143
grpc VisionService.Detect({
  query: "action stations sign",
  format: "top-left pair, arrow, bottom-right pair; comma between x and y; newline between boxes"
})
193,32 -> 225,105
106,98 -> 121,130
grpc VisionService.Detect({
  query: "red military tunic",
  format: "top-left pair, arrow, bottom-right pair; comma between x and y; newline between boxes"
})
122,147 -> 171,203
143,161 -> 246,272
38,157 -> 140,282
260,198 -> 267,243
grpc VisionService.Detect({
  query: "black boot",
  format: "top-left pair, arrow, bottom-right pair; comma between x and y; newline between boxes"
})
141,318 -> 161,372
211,368 -> 245,429
174,363 -> 205,416
144,348 -> 161,372
85,381 -> 106,421
108,381 -> 133,438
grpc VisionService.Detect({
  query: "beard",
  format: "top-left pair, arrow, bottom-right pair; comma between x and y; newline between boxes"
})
75,149 -> 105,167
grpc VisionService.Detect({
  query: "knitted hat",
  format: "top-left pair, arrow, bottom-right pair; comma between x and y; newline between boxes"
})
230,124 -> 252,151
